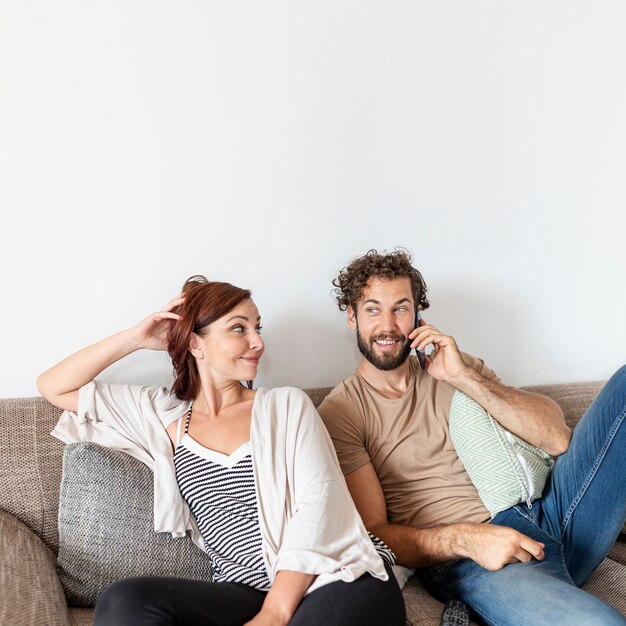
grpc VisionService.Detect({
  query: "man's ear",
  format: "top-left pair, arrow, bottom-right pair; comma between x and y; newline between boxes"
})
347,305 -> 358,330
188,333 -> 204,359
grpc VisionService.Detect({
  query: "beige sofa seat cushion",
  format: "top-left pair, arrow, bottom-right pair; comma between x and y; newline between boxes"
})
0,509 -> 70,626
609,537 -> 626,566
582,558 -> 626,618
67,608 -> 94,626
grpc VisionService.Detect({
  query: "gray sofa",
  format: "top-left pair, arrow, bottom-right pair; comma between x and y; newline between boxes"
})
1,381 -> 625,626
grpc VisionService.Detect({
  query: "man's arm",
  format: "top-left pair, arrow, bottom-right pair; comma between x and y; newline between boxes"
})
346,462 -> 545,570
450,366 -> 570,455
411,323 -> 571,455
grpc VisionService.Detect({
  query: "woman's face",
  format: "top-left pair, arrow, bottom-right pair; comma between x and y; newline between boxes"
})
192,298 -> 264,385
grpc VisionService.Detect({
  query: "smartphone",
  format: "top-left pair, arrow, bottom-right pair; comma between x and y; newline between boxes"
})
415,309 -> 426,370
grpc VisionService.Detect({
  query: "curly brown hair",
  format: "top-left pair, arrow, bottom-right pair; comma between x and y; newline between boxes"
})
332,248 -> 429,312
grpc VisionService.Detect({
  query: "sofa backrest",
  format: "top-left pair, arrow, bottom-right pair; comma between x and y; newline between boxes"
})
0,381 -> 606,556
0,397 -> 66,554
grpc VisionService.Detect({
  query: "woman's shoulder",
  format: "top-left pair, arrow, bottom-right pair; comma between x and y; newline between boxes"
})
145,385 -> 190,424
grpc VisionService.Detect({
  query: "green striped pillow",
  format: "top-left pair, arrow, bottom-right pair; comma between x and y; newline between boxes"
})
448,391 -> 554,518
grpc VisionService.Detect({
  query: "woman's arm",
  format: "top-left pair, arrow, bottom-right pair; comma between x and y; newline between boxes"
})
36,297 -> 183,412
244,570 -> 316,626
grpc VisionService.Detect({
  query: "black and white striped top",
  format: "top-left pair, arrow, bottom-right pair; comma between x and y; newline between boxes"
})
173,408 -> 394,590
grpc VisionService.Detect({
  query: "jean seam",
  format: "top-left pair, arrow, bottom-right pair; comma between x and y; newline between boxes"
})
558,541 -> 577,587
560,404 -> 626,540
513,505 -> 562,546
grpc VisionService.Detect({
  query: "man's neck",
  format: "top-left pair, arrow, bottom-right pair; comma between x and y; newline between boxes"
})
356,358 -> 413,399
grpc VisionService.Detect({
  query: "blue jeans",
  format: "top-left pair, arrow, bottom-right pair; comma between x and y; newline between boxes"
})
420,365 -> 626,626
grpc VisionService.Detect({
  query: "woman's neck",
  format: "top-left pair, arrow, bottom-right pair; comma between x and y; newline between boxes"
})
193,378 -> 253,418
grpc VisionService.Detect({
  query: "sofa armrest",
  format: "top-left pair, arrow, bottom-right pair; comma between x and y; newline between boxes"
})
0,509 -> 70,626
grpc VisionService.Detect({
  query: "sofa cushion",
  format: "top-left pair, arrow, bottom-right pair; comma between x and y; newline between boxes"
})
0,509 -> 70,626
58,442 -> 213,607
448,391 -> 554,517
610,536 -> 626,566
581,558 -> 626,618
0,397 -> 66,555
67,608 -> 95,626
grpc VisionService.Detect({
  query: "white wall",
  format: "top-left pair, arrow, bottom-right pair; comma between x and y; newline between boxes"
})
2,1 -> 625,398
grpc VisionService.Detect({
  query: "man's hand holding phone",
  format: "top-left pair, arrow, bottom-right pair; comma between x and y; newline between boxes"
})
409,314 -> 468,383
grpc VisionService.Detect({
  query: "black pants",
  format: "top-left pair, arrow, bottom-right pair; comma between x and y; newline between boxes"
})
94,563 -> 405,626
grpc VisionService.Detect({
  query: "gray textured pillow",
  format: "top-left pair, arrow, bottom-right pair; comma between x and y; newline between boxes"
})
58,442 -> 213,607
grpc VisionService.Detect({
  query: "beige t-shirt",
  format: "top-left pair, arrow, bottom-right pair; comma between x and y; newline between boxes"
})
318,354 -> 500,529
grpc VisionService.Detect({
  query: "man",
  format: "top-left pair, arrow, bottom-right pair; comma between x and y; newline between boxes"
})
318,248 -> 626,625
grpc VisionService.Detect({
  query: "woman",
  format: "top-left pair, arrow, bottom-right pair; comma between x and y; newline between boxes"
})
38,276 -> 405,626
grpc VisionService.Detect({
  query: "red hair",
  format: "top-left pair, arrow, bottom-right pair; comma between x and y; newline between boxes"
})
168,275 -> 252,400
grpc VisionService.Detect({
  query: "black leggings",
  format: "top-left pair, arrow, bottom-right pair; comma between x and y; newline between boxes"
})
94,563 -> 405,626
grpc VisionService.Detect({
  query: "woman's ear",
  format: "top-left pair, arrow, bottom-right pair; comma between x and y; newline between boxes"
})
188,333 -> 204,359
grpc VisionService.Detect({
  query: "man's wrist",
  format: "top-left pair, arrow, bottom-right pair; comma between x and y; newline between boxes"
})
412,523 -> 472,565
446,364 -> 476,390
448,523 -> 471,560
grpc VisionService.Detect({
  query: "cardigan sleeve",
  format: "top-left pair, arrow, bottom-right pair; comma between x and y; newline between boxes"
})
52,382 -> 173,464
51,381 -> 194,538
257,388 -> 388,591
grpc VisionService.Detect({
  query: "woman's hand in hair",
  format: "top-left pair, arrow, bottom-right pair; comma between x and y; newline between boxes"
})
37,295 -> 185,412
130,296 -> 184,351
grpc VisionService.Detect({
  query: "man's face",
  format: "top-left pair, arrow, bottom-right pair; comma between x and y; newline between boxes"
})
348,277 -> 415,371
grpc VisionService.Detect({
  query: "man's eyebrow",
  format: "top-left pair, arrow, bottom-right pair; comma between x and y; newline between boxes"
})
362,297 -> 411,306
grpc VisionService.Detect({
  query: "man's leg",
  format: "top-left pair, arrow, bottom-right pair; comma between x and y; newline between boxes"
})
536,364 -> 626,584
429,553 -> 625,626
420,507 -> 626,626
420,366 -> 626,625
94,576 -> 266,626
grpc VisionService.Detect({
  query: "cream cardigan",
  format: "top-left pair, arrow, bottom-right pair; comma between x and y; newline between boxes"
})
52,382 -> 388,593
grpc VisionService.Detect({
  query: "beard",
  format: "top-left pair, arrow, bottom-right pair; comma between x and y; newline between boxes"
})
356,326 -> 412,371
